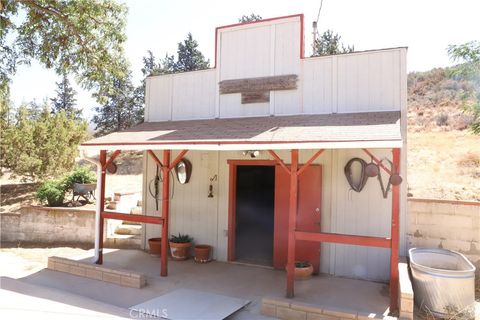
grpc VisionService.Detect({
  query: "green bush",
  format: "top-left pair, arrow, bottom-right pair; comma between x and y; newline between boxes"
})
36,180 -> 66,207
63,166 -> 96,190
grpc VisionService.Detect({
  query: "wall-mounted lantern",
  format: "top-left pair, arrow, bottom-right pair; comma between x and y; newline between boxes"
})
242,150 -> 260,158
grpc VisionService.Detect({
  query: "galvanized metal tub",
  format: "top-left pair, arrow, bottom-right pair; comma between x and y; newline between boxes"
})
409,248 -> 476,317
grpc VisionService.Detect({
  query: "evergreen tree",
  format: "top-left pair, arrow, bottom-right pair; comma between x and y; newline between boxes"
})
92,72 -> 143,136
238,14 -> 262,23
312,30 -> 354,56
175,33 -> 210,72
50,73 -> 82,119
448,41 -> 480,134
0,102 -> 88,180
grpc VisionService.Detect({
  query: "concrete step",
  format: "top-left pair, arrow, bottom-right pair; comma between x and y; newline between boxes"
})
114,224 -> 142,236
105,234 -> 141,249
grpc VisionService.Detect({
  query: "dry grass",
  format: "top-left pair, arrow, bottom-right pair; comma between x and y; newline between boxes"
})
407,130 -> 480,201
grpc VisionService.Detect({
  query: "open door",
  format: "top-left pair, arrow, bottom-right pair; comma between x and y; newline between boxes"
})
273,165 -> 322,273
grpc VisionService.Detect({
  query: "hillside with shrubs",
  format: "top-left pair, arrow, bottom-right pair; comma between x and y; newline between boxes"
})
406,66 -> 479,201
407,66 -> 476,132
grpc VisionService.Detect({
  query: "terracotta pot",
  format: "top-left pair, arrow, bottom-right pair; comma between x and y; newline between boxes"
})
148,238 -> 162,256
294,263 -> 313,280
169,241 -> 192,260
194,245 -> 212,263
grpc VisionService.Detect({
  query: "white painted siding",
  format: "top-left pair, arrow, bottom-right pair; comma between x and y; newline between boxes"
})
144,15 -> 405,121
146,69 -> 216,121
143,148 -> 407,281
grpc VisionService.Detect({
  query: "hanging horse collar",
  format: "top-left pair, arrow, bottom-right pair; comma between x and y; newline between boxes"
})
344,158 -> 368,192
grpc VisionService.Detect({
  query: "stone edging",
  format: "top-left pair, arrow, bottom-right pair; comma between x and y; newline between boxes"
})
47,256 -> 146,288
398,258 -> 414,319
261,297 -> 397,320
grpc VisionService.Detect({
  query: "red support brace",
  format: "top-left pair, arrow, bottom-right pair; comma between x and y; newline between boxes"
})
147,150 -> 163,167
268,150 -> 290,175
169,150 -> 189,171
103,150 -> 121,170
297,149 -> 325,176
362,148 -> 393,175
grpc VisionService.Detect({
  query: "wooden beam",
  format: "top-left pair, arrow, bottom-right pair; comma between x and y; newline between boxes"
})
241,91 -> 270,104
297,149 -> 325,176
169,150 -> 188,171
147,150 -> 163,168
295,231 -> 391,248
219,74 -> 298,94
268,150 -> 290,175
390,148 -> 401,311
97,150 -> 107,265
103,150 -> 121,170
286,149 -> 299,298
161,150 -> 171,277
101,211 -> 164,225
362,148 -> 392,175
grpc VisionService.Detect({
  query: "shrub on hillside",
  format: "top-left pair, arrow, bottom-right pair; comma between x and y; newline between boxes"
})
36,180 -> 66,207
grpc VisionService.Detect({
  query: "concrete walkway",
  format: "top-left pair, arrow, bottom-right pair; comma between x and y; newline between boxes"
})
2,249 -> 390,319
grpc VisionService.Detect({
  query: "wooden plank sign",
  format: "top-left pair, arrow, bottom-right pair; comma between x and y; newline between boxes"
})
219,74 -> 298,104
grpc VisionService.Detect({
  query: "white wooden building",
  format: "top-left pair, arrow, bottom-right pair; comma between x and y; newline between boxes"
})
80,14 -> 407,311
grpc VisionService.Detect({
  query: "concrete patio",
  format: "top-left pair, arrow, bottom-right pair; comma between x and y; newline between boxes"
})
0,249 -> 392,319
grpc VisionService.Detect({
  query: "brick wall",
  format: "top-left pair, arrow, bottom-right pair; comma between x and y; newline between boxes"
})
407,198 -> 480,273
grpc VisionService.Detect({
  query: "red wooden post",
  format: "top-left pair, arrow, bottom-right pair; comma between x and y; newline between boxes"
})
160,150 -> 171,276
390,148 -> 401,311
286,149 -> 299,298
97,150 -> 107,265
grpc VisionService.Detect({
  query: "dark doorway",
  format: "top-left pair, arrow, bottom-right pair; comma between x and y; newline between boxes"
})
235,165 -> 275,266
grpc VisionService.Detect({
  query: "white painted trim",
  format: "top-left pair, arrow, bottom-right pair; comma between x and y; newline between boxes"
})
79,140 -> 403,152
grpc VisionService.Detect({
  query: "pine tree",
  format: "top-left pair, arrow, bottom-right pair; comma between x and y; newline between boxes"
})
175,33 -> 210,72
50,74 -> 82,119
312,30 -> 354,57
92,72 -> 143,136
238,14 -> 262,23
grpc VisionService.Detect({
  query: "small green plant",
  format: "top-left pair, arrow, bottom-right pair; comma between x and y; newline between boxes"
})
295,261 -> 311,268
63,166 -> 96,190
36,180 -> 66,207
170,233 -> 193,243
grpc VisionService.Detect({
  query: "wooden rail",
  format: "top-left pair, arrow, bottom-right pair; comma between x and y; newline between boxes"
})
101,211 -> 164,225
295,231 -> 391,248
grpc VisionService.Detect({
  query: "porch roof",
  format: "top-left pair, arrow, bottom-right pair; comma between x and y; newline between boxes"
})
80,111 -> 402,151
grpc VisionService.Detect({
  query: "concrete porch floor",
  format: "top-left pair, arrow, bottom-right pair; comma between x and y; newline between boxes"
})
5,249 -> 391,319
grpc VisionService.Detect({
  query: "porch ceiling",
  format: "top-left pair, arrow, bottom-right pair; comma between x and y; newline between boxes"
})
80,111 -> 402,151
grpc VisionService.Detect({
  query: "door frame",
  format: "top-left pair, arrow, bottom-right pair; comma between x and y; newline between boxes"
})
227,159 -> 277,262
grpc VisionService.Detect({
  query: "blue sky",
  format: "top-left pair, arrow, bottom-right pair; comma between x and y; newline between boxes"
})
9,0 -> 480,122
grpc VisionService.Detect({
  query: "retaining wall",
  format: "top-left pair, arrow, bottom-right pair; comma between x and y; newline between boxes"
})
1,206 -> 96,244
406,198 -> 480,272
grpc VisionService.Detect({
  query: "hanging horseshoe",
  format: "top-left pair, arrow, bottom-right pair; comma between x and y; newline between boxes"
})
344,158 -> 368,192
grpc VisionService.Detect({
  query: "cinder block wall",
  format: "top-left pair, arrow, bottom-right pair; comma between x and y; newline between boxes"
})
407,198 -> 480,273
1,206 -> 95,244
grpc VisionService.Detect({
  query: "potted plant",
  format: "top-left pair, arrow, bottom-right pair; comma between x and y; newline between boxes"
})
169,233 -> 193,260
294,261 -> 313,280
148,238 -> 162,256
194,244 -> 212,263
